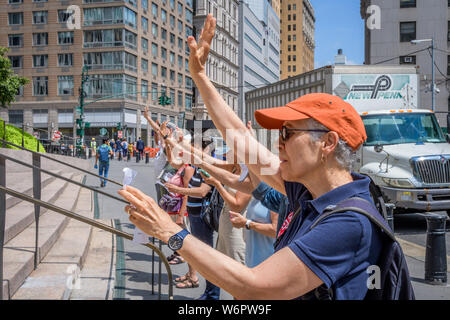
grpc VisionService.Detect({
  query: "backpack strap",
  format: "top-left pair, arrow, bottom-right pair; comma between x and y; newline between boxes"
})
309,197 -> 396,242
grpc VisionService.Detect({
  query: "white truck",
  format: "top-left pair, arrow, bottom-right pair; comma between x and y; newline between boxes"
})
246,65 -> 450,215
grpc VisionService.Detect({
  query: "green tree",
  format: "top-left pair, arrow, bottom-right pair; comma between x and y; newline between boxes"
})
0,47 -> 29,108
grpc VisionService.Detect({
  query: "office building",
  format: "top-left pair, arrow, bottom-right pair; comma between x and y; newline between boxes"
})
361,0 -> 449,125
1,0 -> 195,145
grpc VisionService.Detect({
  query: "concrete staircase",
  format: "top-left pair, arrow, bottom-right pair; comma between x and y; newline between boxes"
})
0,149 -> 115,300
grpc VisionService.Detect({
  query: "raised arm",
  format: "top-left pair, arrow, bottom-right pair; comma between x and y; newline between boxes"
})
186,15 -> 285,195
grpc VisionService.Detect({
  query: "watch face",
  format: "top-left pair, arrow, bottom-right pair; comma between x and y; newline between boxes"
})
168,235 -> 182,251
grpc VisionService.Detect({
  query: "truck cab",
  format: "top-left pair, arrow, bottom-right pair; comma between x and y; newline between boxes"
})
356,109 -> 450,213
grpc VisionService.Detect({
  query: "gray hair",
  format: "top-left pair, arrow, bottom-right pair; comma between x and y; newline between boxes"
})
305,119 -> 358,171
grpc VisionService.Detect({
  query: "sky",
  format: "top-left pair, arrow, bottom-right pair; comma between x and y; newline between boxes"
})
310,0 -> 365,68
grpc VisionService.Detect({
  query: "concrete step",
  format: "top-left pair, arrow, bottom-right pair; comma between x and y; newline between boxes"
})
70,220 -> 116,300
1,174 -> 85,300
5,170 -> 61,210
3,172 -> 72,245
12,186 -> 96,300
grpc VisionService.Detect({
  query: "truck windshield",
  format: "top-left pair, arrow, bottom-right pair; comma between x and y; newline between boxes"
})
362,113 -> 446,145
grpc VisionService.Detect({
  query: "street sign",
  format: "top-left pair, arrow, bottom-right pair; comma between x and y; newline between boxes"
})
53,131 -> 62,141
118,130 -> 123,139
99,128 -> 108,136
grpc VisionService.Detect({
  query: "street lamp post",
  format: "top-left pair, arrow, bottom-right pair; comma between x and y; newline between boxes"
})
411,38 -> 435,112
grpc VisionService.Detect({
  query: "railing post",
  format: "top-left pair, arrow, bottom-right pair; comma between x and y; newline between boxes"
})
32,153 -> 41,268
22,123 -> 24,148
2,120 -> 5,148
158,239 -> 162,300
0,156 -> 6,300
151,236 -> 155,295
424,212 -> 447,285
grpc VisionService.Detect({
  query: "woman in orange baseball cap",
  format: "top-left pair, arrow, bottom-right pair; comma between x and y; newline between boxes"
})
118,14 -> 392,300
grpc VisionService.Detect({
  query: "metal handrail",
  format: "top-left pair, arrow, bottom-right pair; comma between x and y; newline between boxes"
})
0,152 -> 127,204
0,185 -> 173,300
0,138 -> 123,187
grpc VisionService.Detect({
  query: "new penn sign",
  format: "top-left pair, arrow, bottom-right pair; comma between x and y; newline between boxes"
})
332,74 -> 418,113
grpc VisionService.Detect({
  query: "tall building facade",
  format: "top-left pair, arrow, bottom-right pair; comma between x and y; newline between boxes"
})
1,0 -> 195,145
193,0 -> 239,120
361,0 -> 449,125
279,0 -> 315,80
239,0 -> 280,122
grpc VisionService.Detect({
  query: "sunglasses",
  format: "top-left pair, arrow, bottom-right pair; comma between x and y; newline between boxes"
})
279,126 -> 329,141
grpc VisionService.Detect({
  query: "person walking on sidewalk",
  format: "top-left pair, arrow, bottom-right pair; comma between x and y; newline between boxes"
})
137,137 -> 145,160
95,138 -> 113,187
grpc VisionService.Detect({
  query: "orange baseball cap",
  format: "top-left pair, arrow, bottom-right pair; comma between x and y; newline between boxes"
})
254,93 -> 367,150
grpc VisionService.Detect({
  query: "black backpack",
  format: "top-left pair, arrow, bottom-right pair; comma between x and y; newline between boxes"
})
201,187 -> 225,232
302,197 -> 415,300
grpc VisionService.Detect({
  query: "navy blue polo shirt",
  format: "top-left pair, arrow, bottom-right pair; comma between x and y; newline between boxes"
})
276,173 -> 383,300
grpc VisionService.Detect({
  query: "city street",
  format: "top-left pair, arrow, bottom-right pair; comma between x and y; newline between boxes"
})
84,154 -> 450,300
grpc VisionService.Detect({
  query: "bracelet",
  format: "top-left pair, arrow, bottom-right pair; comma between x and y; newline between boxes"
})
245,219 -> 252,230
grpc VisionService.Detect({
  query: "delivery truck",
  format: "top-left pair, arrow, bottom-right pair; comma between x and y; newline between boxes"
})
246,65 -> 450,215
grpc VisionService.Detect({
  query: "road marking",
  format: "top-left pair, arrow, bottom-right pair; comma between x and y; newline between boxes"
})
397,238 -> 450,272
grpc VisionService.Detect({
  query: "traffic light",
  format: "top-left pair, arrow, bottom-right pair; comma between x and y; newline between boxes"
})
117,122 -> 121,130
158,94 -> 171,106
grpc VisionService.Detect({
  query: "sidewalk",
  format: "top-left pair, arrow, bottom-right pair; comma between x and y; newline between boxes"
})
397,238 -> 450,299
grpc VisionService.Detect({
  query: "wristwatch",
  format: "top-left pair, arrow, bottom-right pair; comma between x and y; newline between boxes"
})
168,229 -> 190,251
245,219 -> 252,230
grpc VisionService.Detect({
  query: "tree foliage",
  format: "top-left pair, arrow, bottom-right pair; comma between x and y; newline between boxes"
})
0,47 -> 30,108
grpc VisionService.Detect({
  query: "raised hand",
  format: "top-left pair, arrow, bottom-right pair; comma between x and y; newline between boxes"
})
187,14 -> 216,76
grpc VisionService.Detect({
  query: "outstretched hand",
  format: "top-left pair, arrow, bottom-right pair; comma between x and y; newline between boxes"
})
118,185 -> 181,243
187,13 -> 216,76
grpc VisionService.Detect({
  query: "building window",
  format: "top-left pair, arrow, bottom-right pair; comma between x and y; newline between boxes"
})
142,58 -> 148,72
152,2 -> 158,17
161,9 -> 167,23
142,0 -> 148,11
142,37 -> 149,53
177,55 -> 183,68
178,1 -> 183,15
161,66 -> 167,78
142,17 -> 148,31
58,53 -> 73,67
33,76 -> 48,96
9,56 -> 22,68
400,55 -> 416,64
58,76 -> 74,95
178,20 -> 183,33
177,91 -> 183,107
152,22 -> 158,37
8,110 -> 23,125
400,0 -> 416,8
169,51 -> 175,64
8,34 -> 23,47
33,32 -> 48,46
58,9 -> 74,23
170,70 -> 175,81
161,28 -> 167,40
400,21 -> 416,42
83,51 -> 123,70
141,80 -> 148,99
151,82 -> 158,100
170,32 -> 175,45
178,73 -> 183,85
178,37 -> 183,49
170,15 -> 175,28
33,55 -> 48,68
9,0 -> 23,3
33,109 -> 48,125
8,12 -> 23,25
151,42 -> 158,56
33,11 -> 48,24
185,94 -> 192,112
125,52 -> 137,72
58,31 -> 74,45
152,63 -> 158,76
161,47 -> 167,60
